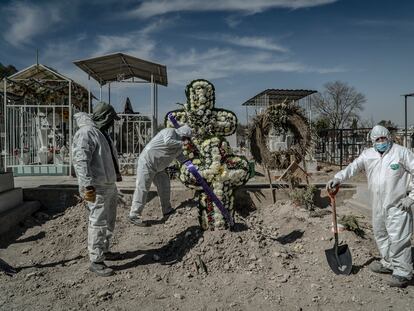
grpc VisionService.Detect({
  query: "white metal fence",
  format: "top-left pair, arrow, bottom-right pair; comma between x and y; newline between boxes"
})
4,104 -> 74,175
2,106 -> 153,176
113,113 -> 153,175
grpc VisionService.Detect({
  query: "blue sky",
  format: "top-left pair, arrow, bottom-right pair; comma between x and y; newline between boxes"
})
1,0 -> 414,126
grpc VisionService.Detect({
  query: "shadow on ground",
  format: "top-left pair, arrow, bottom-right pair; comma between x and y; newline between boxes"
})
275,229 -> 304,245
112,225 -> 203,271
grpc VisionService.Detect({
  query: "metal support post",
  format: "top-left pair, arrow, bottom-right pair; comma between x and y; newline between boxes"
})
3,79 -> 7,171
339,128 -> 343,169
151,74 -> 156,137
88,75 -> 91,113
108,83 -> 111,105
405,95 -> 408,147
155,83 -> 158,130
68,81 -> 72,176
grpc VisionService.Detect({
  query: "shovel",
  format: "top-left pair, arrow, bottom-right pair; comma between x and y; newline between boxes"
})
325,186 -> 352,275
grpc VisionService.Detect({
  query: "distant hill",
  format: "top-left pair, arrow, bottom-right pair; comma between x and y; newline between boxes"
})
0,63 -> 18,79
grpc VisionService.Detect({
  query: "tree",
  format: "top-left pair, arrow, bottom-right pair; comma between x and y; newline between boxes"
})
311,81 -> 366,130
0,63 -> 17,79
312,117 -> 330,137
378,120 -> 398,131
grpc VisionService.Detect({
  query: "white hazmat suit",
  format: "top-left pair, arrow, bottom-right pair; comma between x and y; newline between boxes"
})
72,112 -> 119,263
332,125 -> 413,279
130,126 -> 192,218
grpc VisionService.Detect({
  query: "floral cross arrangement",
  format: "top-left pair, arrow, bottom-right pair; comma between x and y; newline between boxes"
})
165,79 -> 251,230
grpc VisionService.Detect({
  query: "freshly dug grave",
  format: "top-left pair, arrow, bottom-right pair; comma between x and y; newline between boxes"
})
1,191 -> 414,311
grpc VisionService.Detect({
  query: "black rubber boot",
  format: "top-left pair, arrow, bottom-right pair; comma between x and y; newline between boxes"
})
89,262 -> 114,277
128,215 -> 149,227
388,275 -> 409,288
369,261 -> 392,274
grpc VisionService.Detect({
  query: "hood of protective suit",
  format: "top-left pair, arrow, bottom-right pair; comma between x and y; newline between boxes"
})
175,125 -> 192,138
74,112 -> 96,128
92,102 -> 120,131
370,125 -> 391,142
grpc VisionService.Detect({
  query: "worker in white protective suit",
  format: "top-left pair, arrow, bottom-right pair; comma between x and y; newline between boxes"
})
327,125 -> 414,288
72,103 -> 121,277
129,125 -> 192,226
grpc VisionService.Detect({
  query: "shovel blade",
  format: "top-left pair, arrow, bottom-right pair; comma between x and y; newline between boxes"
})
325,244 -> 352,275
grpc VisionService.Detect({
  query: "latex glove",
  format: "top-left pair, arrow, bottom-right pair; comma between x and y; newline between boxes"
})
176,153 -> 187,164
326,178 -> 340,190
83,186 -> 96,203
397,197 -> 414,212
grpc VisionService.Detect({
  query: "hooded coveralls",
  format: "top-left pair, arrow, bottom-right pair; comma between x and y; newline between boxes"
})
334,125 -> 413,278
72,113 -> 119,263
130,126 -> 192,218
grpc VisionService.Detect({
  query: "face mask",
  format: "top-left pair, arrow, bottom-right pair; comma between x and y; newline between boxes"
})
374,141 -> 390,153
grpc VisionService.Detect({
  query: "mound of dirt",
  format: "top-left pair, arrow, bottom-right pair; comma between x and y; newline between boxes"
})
1,193 -> 413,311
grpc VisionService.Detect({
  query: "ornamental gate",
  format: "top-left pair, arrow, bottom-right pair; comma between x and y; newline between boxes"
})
112,113 -> 153,175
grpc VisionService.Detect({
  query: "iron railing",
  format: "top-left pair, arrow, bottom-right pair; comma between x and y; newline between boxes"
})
315,128 -> 372,168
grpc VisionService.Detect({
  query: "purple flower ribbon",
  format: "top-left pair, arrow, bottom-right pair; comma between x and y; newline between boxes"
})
168,113 -> 234,227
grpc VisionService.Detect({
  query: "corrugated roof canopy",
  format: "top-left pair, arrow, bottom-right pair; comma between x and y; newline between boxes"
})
1,64 -> 92,109
7,63 -> 70,81
242,89 -> 317,106
73,52 -> 168,86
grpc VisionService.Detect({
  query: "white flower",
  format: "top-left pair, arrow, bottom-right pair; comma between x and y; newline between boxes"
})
211,162 -> 220,171
212,155 -> 221,162
213,182 -> 222,189
188,153 -> 194,159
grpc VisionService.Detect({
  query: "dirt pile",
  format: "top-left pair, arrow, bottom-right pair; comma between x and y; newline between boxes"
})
1,194 -> 414,311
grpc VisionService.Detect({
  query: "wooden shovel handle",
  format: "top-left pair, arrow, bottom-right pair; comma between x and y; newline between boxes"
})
328,186 -> 339,198
328,186 -> 339,237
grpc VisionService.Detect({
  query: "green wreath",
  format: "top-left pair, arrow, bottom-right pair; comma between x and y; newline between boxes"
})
248,103 -> 311,170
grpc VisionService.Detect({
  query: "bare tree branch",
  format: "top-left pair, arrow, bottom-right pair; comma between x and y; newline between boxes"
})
311,81 -> 366,129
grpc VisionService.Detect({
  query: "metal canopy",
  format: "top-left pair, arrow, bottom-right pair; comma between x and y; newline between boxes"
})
73,52 -> 168,86
1,63 -> 92,109
242,89 -> 317,106
8,63 -> 70,81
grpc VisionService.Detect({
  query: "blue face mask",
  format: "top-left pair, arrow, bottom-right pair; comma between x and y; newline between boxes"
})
374,141 -> 390,153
